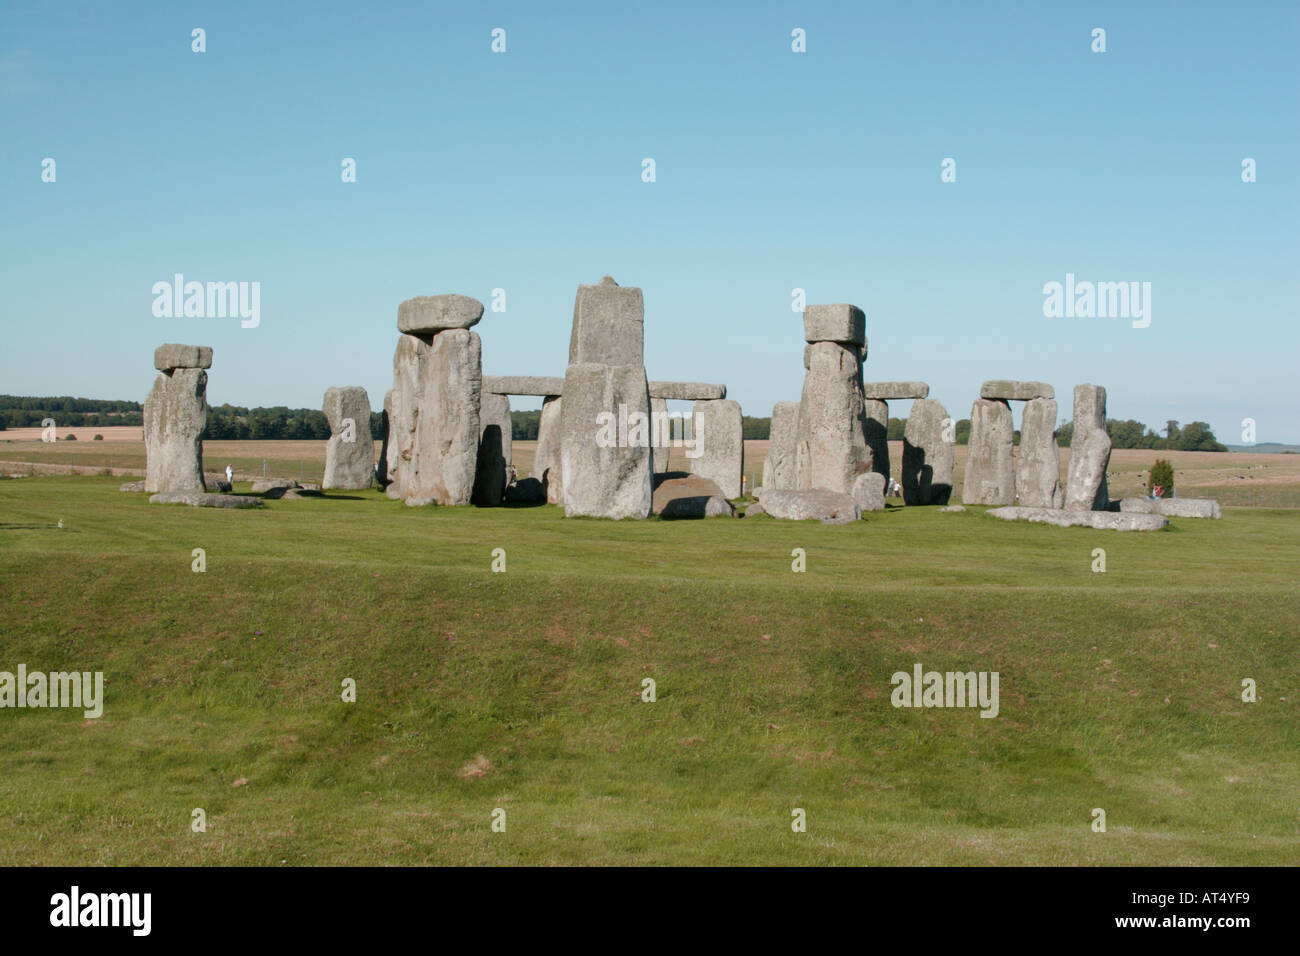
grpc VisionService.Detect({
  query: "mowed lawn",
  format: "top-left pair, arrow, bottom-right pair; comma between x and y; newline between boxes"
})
0,475 -> 1296,865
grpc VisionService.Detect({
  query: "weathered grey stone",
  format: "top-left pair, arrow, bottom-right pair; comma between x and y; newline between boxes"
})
387,329 -> 482,505
653,475 -> 735,518
851,471 -> 886,512
689,399 -> 743,499
397,294 -> 484,334
962,398 -> 1015,505
322,386 -> 374,490
648,381 -> 726,401
568,277 -> 644,366
559,363 -> 652,519
757,487 -> 860,523
473,392 -> 511,505
980,380 -> 1054,401
153,344 -> 212,371
483,375 -> 565,396
1015,397 -> 1062,508
743,502 -> 766,518
650,397 -> 671,474
1064,384 -> 1110,511
803,344 -> 812,370
987,506 -> 1166,531
1120,497 -> 1221,519
863,398 -> 890,482
902,398 -> 954,506
533,395 -> 564,504
862,381 -> 929,400
793,341 -> 873,495
251,478 -> 299,493
803,304 -> 865,345
938,504 -> 966,513
149,492 -> 262,509
119,480 -> 146,493
144,363 -> 208,494
761,401 -> 800,491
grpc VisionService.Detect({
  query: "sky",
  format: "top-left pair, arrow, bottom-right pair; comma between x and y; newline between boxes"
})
1,1 -> 1296,441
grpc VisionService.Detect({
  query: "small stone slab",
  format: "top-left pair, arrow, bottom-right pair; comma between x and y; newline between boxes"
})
149,492 -> 263,509
757,488 -> 860,523
1120,498 -> 1221,519
483,376 -> 565,396
397,294 -> 484,334
154,344 -> 212,371
653,475 -> 735,518
803,304 -> 865,346
862,381 -> 929,400
119,480 -> 146,492
986,506 -> 1166,531
980,380 -> 1054,401
648,381 -> 727,401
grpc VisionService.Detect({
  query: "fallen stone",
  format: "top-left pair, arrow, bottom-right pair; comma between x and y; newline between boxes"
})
851,471 -> 886,512
743,502 -> 766,518
153,344 -> 212,371
1120,497 -> 1221,519
483,375 -> 565,396
119,480 -> 146,492
689,399 -> 743,499
938,504 -> 966,513
761,401 -> 800,491
404,496 -> 434,507
962,398 -> 1015,506
149,492 -> 263,509
986,506 -> 1166,531
653,475 -> 735,518
1015,397 -> 1062,508
980,380 -> 1054,401
803,304 -> 865,345
568,277 -> 644,366
758,487 -> 860,523
322,386 -> 374,490
862,381 -> 929,400
902,398 -> 954,505
648,381 -> 727,401
397,294 -> 484,334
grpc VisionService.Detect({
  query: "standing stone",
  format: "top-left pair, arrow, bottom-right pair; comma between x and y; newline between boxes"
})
413,328 -> 482,505
473,392 -> 511,505
322,386 -> 374,490
568,276 -> 644,366
532,395 -> 564,503
761,401 -> 800,491
385,332 -> 430,499
690,399 -> 743,499
1064,384 -> 1111,511
851,471 -> 886,512
560,363 -> 652,519
902,398 -> 954,505
1016,397 -> 1063,508
863,398 -> 890,483
793,341 -> 873,494
144,353 -> 209,494
650,397 -> 672,474
962,398 -> 1015,505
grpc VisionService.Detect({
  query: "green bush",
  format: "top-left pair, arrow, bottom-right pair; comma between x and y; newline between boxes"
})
1149,458 -> 1174,497
63,433 -> 77,441
92,434 -> 103,441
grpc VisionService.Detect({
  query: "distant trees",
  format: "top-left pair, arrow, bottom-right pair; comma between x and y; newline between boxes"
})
511,410 -> 542,441
1149,459 -> 1175,496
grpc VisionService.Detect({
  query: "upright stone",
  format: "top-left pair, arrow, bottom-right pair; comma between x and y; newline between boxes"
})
143,345 -> 210,494
1064,384 -> 1111,511
793,340 -> 873,494
690,399 -> 743,499
473,392 -> 511,505
412,328 -> 482,505
385,333 -> 431,499
761,401 -> 800,491
322,386 -> 374,490
863,398 -> 890,482
962,398 -> 1015,505
1016,397 -> 1063,508
533,395 -> 564,504
560,363 -> 652,519
902,398 -> 954,505
568,276 -> 644,366
650,397 -> 672,474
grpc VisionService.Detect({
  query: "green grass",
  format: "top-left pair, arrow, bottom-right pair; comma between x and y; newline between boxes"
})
0,475 -> 1297,865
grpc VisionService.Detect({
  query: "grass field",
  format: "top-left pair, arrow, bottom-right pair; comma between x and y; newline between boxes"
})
0,475 -> 1297,865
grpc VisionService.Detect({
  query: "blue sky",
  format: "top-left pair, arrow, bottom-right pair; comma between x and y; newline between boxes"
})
2,1 -> 1296,440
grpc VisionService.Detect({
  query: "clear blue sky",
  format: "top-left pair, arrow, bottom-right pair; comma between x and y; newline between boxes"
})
2,1 -> 1296,441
